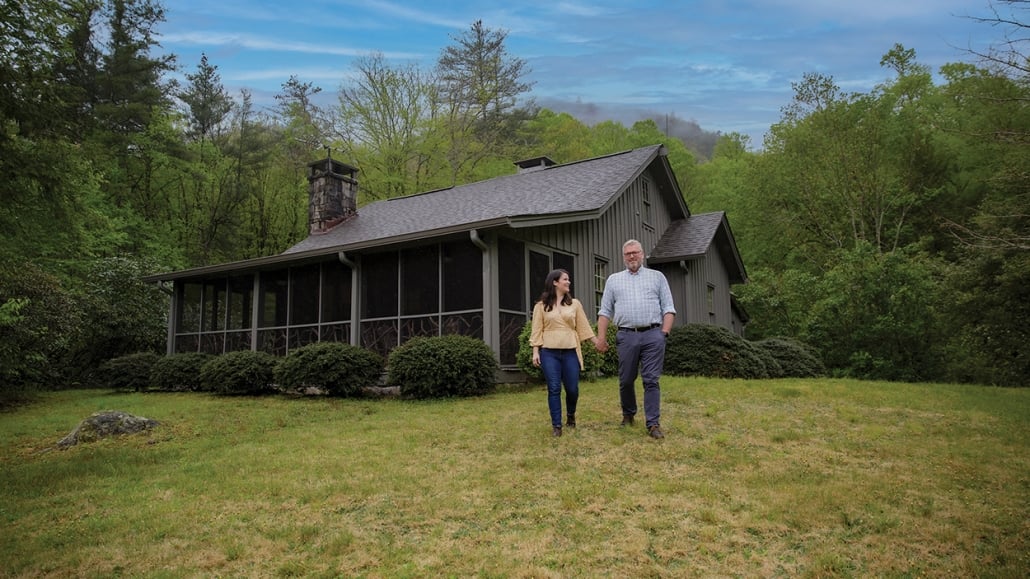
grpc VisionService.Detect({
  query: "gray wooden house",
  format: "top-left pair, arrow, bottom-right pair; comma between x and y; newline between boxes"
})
145,144 -> 748,371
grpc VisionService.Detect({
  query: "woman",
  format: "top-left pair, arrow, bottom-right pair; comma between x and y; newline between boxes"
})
530,269 -> 596,437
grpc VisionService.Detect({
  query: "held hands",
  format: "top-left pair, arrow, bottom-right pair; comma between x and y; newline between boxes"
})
593,335 -> 609,353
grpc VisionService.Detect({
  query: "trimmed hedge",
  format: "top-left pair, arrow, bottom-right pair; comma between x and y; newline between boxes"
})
388,335 -> 498,399
274,342 -> 384,396
150,352 -> 214,392
97,352 -> 161,391
753,337 -> 826,378
515,319 -> 617,381
199,350 -> 278,395
664,324 -> 770,379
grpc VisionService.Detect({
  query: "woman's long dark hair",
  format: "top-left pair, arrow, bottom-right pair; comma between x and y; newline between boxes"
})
538,269 -> 573,312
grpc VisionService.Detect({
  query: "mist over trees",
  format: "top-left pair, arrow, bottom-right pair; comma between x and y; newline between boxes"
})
1,0 -> 1027,391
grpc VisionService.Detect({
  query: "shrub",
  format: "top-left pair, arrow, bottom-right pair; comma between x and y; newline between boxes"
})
515,320 -> 617,381
150,353 -> 214,391
274,342 -> 384,396
753,337 -> 826,378
97,352 -> 161,391
199,350 -> 279,395
0,260 -> 82,392
388,335 -> 498,399
665,324 -> 770,379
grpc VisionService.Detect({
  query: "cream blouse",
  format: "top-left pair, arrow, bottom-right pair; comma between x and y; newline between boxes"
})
529,298 -> 596,370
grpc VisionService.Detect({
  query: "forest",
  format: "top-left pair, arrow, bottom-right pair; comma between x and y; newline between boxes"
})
1,0 -> 1027,390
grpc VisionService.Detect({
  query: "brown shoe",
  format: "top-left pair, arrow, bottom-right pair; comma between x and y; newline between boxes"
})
620,415 -> 634,427
566,415 -> 576,428
552,426 -> 563,437
648,425 -> 665,439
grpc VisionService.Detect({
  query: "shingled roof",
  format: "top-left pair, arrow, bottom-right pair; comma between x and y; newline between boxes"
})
143,144 -> 695,282
649,211 -> 748,284
283,144 -> 667,255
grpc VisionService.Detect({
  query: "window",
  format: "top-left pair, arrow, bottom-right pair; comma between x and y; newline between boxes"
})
642,178 -> 653,224
594,258 -> 608,317
707,284 -> 716,320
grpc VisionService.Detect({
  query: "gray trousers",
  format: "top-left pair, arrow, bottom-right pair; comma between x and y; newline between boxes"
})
616,327 -> 666,427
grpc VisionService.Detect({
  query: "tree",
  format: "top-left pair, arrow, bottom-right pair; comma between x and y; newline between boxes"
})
333,53 -> 444,199
179,53 -> 232,144
436,20 -> 535,182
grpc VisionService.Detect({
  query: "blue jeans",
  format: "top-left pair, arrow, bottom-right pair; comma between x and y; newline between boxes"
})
539,347 -> 580,428
616,327 -> 666,428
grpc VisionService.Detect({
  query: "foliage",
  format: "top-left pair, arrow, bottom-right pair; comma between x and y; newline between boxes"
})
0,260 -> 82,392
149,352 -> 213,391
752,337 -> 827,378
388,335 -> 498,399
199,350 -> 279,395
96,352 -> 161,391
66,256 -> 167,382
665,324 -> 770,379
274,342 -> 385,396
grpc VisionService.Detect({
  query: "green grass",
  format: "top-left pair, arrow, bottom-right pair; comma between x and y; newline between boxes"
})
1,377 -> 1027,577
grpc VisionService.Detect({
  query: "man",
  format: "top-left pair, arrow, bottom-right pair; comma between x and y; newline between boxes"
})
594,239 -> 676,439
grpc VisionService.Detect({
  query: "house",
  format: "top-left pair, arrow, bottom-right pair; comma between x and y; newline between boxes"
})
144,144 -> 748,375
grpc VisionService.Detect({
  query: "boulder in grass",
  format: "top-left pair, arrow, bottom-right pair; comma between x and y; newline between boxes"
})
57,410 -> 160,449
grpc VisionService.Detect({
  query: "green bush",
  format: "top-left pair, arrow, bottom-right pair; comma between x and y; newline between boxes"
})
515,320 -> 617,381
97,352 -> 161,391
665,324 -> 770,379
150,352 -> 214,391
388,335 -> 498,399
753,337 -> 827,378
274,342 -> 384,396
199,350 -> 279,395
0,260 -> 82,392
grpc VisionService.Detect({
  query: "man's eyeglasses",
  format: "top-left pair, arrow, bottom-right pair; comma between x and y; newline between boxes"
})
623,250 -> 642,256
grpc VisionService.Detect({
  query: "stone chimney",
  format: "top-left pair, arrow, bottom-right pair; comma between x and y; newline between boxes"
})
514,155 -> 556,174
307,157 -> 358,234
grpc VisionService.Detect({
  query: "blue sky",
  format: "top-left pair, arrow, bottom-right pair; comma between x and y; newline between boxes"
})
160,0 -> 1003,147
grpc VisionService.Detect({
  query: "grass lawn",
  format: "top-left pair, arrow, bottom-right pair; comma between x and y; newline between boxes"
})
1,377 -> 1027,577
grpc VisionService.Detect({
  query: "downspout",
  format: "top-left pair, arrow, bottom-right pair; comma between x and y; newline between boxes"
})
338,251 -> 360,347
469,229 -> 487,251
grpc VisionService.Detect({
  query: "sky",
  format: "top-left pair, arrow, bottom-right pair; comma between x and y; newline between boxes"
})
159,0 -> 1006,148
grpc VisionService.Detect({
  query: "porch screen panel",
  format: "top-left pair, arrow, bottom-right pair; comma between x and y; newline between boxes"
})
258,269 -> 289,327
362,252 -> 399,318
442,240 -> 482,312
290,263 -> 320,326
528,250 -> 550,311
401,246 -> 439,315
227,274 -> 253,330
177,282 -> 202,333
498,238 -> 524,312
321,261 -> 352,322
203,279 -> 227,331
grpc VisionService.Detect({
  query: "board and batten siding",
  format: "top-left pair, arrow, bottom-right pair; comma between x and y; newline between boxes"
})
509,169 -> 676,317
